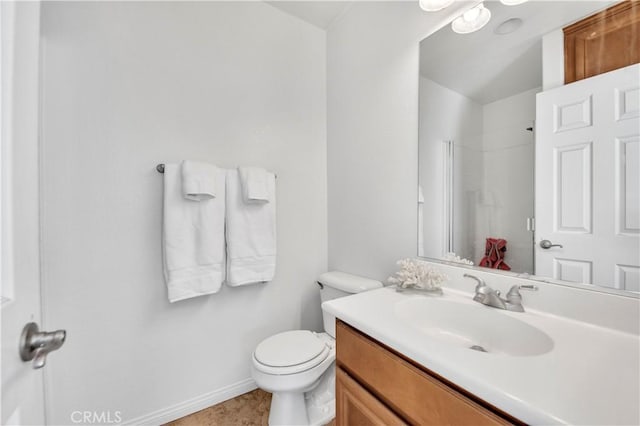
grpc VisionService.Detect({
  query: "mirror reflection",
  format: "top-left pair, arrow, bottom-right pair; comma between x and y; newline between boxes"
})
418,0 -> 639,293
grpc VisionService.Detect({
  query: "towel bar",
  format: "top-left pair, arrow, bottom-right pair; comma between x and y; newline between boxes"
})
156,163 -> 276,178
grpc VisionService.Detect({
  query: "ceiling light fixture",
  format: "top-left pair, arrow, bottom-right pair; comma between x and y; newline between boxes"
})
499,0 -> 528,5
419,0 -> 456,12
451,3 -> 492,34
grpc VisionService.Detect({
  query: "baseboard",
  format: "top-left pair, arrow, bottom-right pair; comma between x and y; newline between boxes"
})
121,378 -> 257,426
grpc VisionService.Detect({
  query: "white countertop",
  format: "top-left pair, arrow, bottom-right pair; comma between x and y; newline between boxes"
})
322,286 -> 640,425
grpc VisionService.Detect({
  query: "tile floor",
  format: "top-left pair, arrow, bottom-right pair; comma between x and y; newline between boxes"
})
166,389 -> 271,426
166,389 -> 337,426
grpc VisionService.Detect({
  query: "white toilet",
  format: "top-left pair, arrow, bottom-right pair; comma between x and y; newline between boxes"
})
251,271 -> 383,426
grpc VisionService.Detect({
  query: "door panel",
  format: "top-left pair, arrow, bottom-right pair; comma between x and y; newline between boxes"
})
615,86 -> 639,121
616,135 -> 639,235
615,264 -> 640,292
536,63 -> 640,291
553,95 -> 592,132
1,2 -> 46,424
553,142 -> 592,233
553,258 -> 592,283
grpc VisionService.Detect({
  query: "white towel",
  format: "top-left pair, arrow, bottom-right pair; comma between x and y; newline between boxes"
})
238,167 -> 269,203
181,160 -> 217,201
225,168 -> 276,286
162,164 -> 226,302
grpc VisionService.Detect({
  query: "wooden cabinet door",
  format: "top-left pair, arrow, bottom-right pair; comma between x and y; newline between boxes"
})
336,368 -> 407,426
564,1 -> 640,83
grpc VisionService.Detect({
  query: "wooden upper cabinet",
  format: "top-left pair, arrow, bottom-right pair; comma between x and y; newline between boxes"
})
564,1 -> 640,84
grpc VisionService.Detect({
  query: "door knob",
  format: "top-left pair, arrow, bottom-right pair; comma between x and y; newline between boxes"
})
19,322 -> 66,369
540,239 -> 563,249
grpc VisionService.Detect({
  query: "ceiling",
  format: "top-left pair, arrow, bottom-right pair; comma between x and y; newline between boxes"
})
420,0 -> 616,105
266,1 -> 353,29
266,1 -> 617,103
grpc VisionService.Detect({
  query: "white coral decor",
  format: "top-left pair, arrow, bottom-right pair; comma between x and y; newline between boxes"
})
388,258 -> 448,290
442,252 -> 474,266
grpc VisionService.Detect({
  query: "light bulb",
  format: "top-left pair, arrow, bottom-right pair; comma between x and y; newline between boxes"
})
463,7 -> 481,22
419,0 -> 456,12
451,3 -> 492,34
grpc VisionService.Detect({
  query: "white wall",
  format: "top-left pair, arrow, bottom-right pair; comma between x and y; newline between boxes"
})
479,88 -> 538,272
418,77 -> 482,261
40,2 -> 326,424
542,29 -> 564,90
327,1 -> 469,281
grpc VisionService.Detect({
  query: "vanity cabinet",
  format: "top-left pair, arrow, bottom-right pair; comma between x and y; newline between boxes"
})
335,321 -> 521,426
336,368 -> 407,426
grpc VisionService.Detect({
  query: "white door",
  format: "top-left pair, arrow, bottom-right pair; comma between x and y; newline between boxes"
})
1,2 -> 65,424
535,64 -> 640,291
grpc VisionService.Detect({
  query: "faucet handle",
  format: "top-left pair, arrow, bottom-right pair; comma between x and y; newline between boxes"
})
518,284 -> 538,291
506,284 -> 538,304
506,285 -> 522,304
464,274 -> 489,303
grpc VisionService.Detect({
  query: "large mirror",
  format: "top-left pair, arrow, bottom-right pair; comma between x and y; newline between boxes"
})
419,0 -> 639,294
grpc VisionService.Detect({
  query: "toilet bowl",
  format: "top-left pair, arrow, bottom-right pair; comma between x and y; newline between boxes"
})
251,272 -> 383,426
252,331 -> 336,426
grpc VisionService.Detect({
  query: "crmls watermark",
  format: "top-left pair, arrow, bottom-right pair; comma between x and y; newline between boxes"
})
70,410 -> 122,424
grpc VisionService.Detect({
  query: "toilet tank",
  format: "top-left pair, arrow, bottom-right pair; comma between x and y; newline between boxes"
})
319,271 -> 383,338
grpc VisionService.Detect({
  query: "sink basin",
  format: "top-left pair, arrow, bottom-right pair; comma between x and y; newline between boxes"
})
393,297 -> 554,356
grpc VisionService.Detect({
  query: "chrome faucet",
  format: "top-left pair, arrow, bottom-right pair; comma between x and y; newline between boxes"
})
463,274 -> 537,312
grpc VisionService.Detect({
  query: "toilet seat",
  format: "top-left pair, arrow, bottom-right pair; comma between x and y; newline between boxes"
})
253,330 -> 331,375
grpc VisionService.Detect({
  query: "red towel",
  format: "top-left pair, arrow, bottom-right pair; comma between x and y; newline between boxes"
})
478,238 -> 511,271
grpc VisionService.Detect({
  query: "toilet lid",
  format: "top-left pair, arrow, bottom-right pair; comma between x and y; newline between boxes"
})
254,330 -> 326,367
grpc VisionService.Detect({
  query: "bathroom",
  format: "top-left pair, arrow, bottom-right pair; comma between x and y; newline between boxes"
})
1,0 -> 638,425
